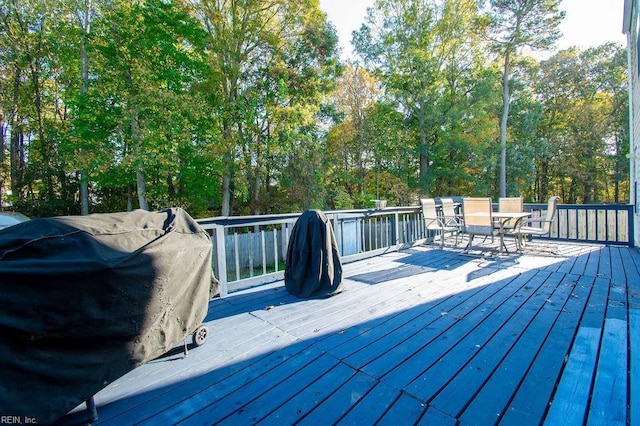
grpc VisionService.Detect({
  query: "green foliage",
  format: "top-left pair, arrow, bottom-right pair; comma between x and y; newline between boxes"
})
0,0 -> 630,219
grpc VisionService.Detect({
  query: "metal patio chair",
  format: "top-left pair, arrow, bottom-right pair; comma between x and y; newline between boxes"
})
512,196 -> 560,250
420,198 -> 460,249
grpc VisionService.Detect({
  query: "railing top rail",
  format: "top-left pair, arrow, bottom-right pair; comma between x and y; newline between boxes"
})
196,206 -> 421,229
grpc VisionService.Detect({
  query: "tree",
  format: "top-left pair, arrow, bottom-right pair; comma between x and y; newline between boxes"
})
354,0 -> 495,196
191,0 -> 339,215
532,44 -> 628,203
487,0 -> 563,197
87,0 -> 208,211
327,63 -> 379,198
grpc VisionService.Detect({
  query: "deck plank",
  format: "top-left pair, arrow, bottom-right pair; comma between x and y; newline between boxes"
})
252,363 -> 358,425
406,270 -> 557,403
586,269 -> 627,425
295,371 -> 379,425
587,319 -> 627,425
335,382 -> 401,425
165,347 -> 334,425
345,266 -> 523,377
55,243 -> 636,426
457,272 -> 582,425
200,354 -> 342,425
98,327 -> 303,424
621,246 -> 640,426
333,267 -> 518,370
431,271 -> 568,418
376,270 -> 542,391
543,276 -> 610,425
499,274 -> 596,425
375,392 -> 425,425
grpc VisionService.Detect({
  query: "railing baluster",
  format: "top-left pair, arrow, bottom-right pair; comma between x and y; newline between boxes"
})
248,230 -> 254,278
273,228 -> 279,272
261,229 -> 267,275
234,232 -> 240,281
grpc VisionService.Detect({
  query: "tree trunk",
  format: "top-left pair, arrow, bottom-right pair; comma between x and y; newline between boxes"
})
136,168 -> 148,210
499,49 -> 511,198
28,53 -> 54,200
79,0 -> 92,215
130,113 -> 148,210
417,100 -> 429,194
10,68 -> 24,199
221,163 -> 231,216
0,112 -> 5,208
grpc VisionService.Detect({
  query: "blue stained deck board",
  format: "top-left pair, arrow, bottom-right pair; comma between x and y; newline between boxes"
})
70,314 -> 290,422
587,318 -> 627,425
377,270 -> 544,391
252,363 -> 366,425
313,279 -> 459,355
623,246 -> 640,426
630,307 -> 640,426
543,327 -> 601,425
585,269 -> 627,425
336,381 -> 401,425
418,406 -> 458,426
499,274 -> 596,425
376,391 -> 426,425
326,275 -> 486,360
569,251 -> 590,276
55,243 -> 637,426
430,271 -> 568,417
543,276 -> 610,425
287,371 -> 378,425
457,273 -> 584,425
333,265 -> 509,368
552,252 -> 577,274
184,354 -> 339,425
141,345 -> 330,425
350,268 -> 525,378
582,247 -> 603,277
405,269 -> 557,403
597,246 -> 612,279
103,330 -> 311,424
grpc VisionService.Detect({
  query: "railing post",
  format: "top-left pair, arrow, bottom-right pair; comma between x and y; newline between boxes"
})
393,211 -> 400,250
213,224 -> 228,297
629,204 -> 635,247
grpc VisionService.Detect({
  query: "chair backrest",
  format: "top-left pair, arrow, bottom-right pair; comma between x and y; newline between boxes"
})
440,198 -> 457,219
541,196 -> 560,233
499,197 -> 523,228
420,198 -> 438,218
462,197 -> 494,236
420,198 -> 440,230
499,197 -> 523,213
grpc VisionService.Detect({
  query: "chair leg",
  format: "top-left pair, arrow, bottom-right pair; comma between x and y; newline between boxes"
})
463,234 -> 474,252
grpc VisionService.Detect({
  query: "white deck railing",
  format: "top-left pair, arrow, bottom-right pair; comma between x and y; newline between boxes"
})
196,203 -> 634,296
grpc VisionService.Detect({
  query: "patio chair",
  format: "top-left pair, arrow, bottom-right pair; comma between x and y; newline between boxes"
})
498,197 -> 523,230
420,198 -> 459,248
512,196 -> 560,249
440,197 -> 463,244
462,197 -> 499,251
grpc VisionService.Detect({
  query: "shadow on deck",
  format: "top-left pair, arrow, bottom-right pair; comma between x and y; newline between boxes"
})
59,240 -> 640,425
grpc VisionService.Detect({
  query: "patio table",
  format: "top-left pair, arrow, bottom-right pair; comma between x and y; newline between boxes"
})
492,211 -> 531,253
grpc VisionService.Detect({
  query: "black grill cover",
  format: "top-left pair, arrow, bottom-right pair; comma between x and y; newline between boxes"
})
284,210 -> 344,298
0,208 -> 212,424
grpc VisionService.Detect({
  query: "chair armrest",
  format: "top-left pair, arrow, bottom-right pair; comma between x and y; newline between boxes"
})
518,218 -> 553,227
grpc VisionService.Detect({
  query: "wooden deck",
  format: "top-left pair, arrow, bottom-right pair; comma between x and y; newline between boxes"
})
60,240 -> 639,425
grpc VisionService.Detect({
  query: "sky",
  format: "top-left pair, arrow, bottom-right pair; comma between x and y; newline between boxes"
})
319,0 -> 628,60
